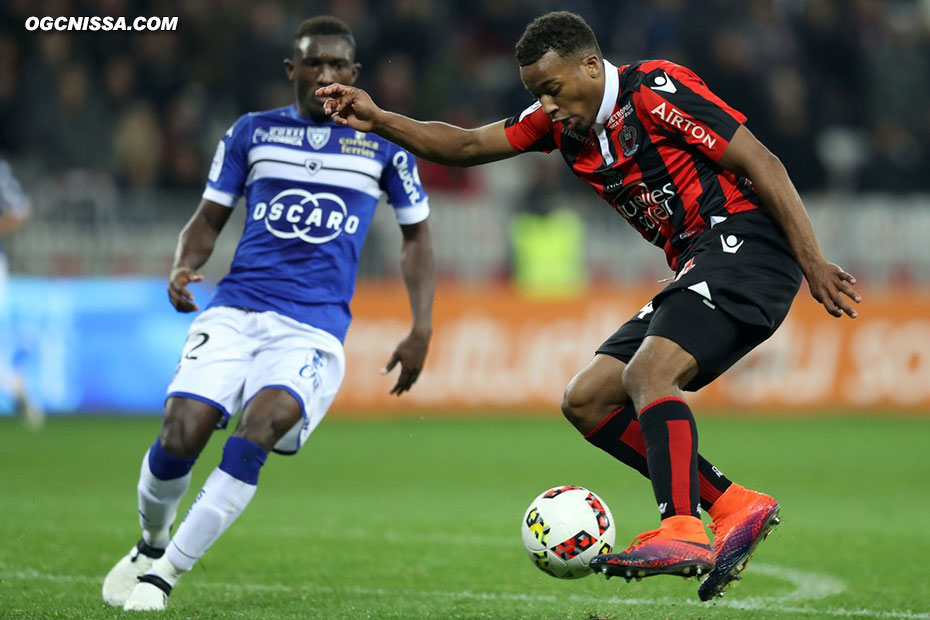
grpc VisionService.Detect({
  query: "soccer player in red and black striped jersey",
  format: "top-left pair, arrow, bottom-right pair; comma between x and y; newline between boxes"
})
318,11 -> 860,600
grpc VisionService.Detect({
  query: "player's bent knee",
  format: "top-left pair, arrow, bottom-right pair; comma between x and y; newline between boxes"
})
560,394 -> 580,426
160,398 -> 221,459
235,389 -> 303,452
561,376 -> 605,431
560,384 -> 588,424
234,410 -> 299,452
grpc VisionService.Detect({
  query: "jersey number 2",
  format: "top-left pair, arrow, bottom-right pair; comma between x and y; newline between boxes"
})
183,332 -> 210,360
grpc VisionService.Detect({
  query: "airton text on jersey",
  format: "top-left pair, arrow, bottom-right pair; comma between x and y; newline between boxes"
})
649,102 -> 718,150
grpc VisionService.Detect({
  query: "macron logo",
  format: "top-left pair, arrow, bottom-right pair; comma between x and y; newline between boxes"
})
721,234 -> 744,254
650,71 -> 677,94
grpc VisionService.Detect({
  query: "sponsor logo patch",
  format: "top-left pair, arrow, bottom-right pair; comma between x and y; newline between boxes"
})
720,234 -> 744,254
602,168 -> 625,194
391,151 -> 422,203
252,188 -> 360,244
606,101 -> 635,129
252,126 -> 305,146
339,133 -> 379,157
649,102 -> 718,150
562,127 -> 596,146
650,70 -> 677,94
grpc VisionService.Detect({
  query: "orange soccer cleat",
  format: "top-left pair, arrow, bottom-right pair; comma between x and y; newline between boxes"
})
590,515 -> 713,581
698,483 -> 781,601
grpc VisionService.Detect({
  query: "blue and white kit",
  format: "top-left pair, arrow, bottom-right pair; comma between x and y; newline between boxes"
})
167,105 -> 429,453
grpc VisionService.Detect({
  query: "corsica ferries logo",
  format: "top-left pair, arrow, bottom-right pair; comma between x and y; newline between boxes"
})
252,189 -> 360,244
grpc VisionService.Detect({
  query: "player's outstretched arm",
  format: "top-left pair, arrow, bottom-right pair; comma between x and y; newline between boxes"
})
720,126 -> 861,319
168,199 -> 233,313
316,84 -> 519,167
383,220 -> 435,395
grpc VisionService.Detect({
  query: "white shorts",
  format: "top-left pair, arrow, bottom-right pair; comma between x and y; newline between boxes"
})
166,306 -> 346,455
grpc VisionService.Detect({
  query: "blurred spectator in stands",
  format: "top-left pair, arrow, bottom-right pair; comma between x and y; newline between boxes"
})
509,158 -> 587,299
33,63 -> 110,173
112,102 -> 161,188
1,0 -> 929,219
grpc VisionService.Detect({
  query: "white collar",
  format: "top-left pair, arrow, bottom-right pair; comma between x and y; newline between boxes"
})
594,59 -> 619,126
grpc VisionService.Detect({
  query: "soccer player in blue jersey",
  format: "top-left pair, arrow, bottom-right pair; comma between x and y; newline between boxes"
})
102,16 -> 435,611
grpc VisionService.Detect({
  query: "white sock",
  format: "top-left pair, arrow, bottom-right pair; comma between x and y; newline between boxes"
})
145,554 -> 186,588
137,449 -> 192,549
165,468 -> 257,572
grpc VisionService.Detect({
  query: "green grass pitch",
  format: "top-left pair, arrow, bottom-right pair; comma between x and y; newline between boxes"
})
1,414 -> 929,619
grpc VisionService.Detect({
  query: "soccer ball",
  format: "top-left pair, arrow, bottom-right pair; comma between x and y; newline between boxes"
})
520,485 -> 616,579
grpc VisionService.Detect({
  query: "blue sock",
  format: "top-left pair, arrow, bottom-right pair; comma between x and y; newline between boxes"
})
147,439 -> 197,481
218,436 -> 267,485
164,437 -> 268,572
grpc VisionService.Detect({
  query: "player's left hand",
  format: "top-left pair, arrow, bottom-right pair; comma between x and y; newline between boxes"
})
382,330 -> 431,395
805,261 -> 861,318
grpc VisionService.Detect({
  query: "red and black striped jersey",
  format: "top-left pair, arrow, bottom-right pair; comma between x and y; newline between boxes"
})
504,59 -> 760,270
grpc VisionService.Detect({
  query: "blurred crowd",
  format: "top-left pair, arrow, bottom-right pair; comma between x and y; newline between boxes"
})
1,0 -> 929,200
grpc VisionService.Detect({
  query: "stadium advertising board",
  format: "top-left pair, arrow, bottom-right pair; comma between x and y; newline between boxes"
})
2,279 -> 928,414
340,283 -> 930,413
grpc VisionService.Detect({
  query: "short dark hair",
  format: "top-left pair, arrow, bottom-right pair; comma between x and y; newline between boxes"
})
293,15 -> 356,51
515,11 -> 601,67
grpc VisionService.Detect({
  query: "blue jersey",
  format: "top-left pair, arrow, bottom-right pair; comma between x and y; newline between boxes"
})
202,105 -> 429,342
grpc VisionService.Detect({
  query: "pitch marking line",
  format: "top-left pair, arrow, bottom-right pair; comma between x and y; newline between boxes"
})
2,564 -> 927,618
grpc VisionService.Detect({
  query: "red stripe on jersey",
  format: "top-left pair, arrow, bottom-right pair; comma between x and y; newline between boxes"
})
604,147 -> 669,247
649,139 -> 708,258
636,87 -> 735,163
667,419 -> 695,516
636,60 -> 747,127
718,173 -> 760,216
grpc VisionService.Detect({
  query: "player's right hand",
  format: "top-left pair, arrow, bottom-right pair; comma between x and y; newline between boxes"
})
168,266 -> 203,313
315,84 -> 380,131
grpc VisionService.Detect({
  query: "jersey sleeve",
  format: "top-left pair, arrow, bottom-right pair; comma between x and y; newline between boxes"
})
202,114 -> 251,207
380,144 -> 429,225
634,61 -> 746,162
504,101 -> 557,153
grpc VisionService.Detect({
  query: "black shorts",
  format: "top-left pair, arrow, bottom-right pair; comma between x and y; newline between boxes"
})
597,210 -> 803,391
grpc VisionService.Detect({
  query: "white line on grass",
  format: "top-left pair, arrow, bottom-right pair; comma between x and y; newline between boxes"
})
2,564 -> 927,619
